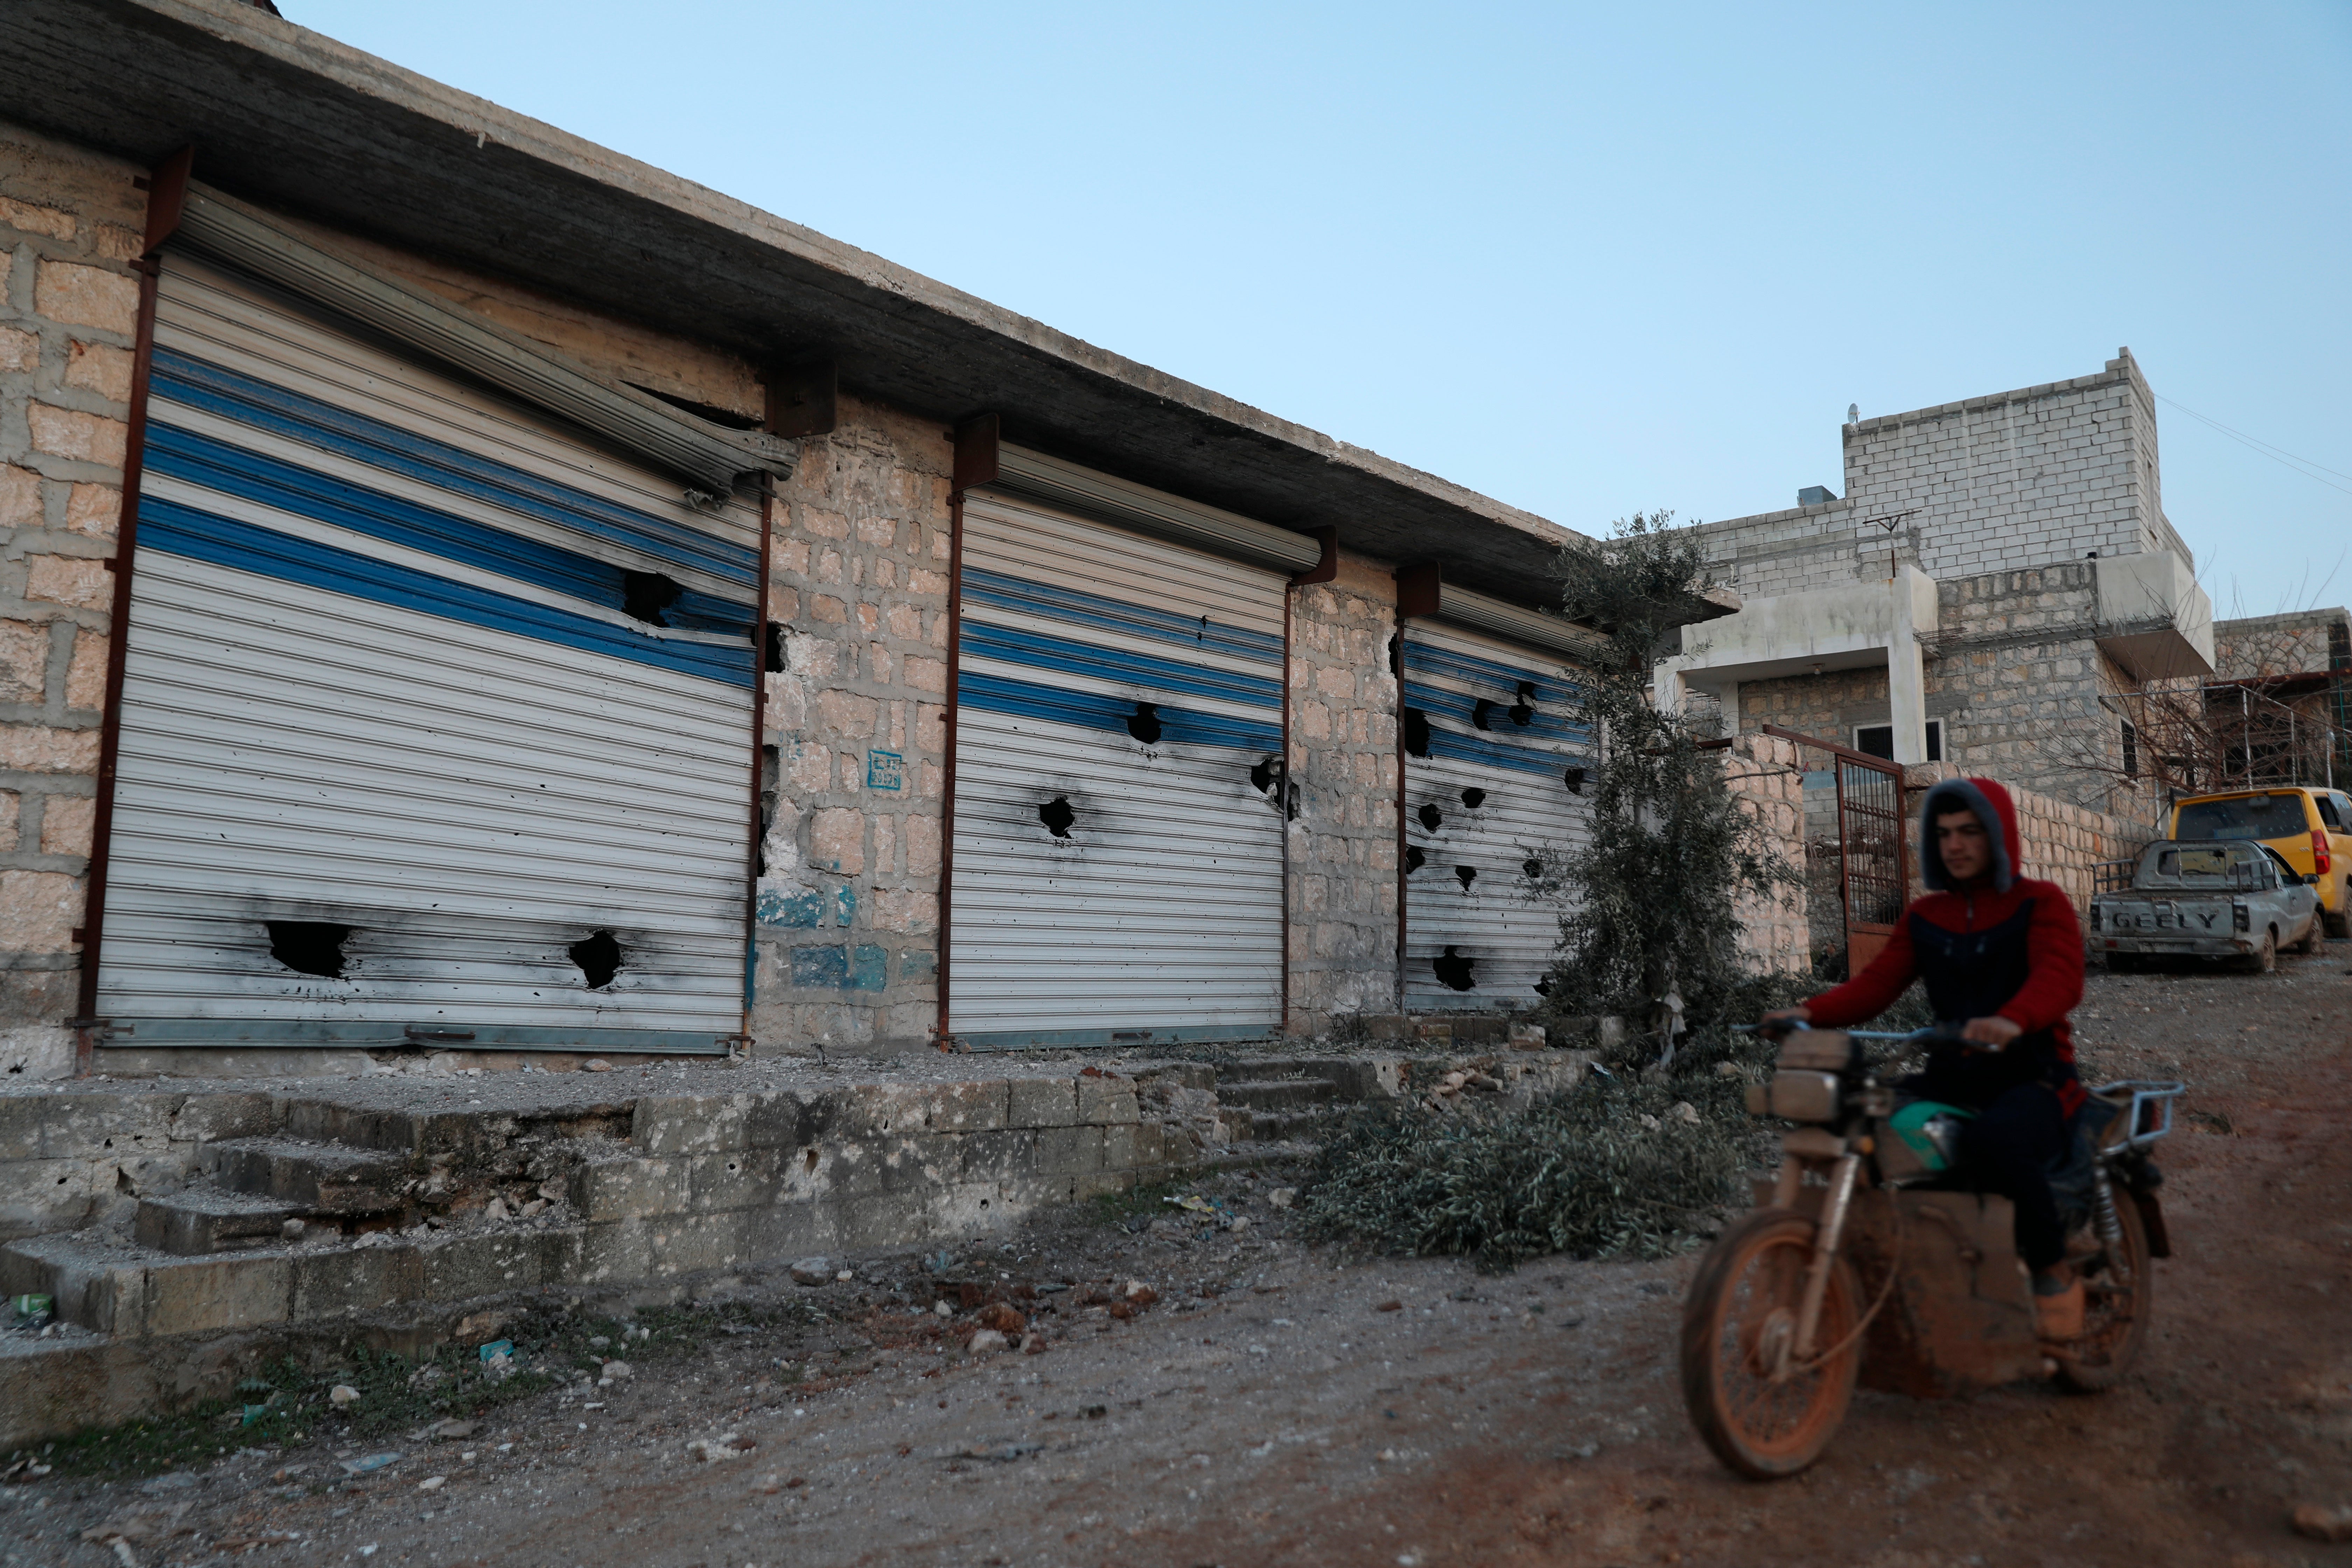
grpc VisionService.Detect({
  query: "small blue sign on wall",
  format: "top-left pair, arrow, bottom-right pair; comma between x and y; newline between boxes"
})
866,749 -> 904,791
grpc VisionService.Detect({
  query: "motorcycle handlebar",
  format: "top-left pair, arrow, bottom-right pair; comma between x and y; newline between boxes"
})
1737,1021 -> 1991,1050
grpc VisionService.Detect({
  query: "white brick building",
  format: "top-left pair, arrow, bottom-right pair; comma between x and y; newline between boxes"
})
1659,350 -> 2215,818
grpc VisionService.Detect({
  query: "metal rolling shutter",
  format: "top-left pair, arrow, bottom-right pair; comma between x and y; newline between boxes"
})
1400,621 -> 1593,1011
92,255 -> 762,1052
949,492 -> 1287,1046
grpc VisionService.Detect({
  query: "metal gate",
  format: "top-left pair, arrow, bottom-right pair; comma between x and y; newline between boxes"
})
91,254 -> 763,1052
946,491 -> 1286,1046
1765,725 -> 1908,976
1400,621 -> 1594,1009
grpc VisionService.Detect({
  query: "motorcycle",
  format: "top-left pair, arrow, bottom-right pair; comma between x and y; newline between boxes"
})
1679,1023 -> 2183,1479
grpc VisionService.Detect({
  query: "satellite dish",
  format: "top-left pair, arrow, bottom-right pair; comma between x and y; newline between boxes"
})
1847,403 -> 1860,424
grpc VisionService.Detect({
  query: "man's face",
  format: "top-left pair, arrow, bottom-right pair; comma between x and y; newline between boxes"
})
1936,808 -> 1991,882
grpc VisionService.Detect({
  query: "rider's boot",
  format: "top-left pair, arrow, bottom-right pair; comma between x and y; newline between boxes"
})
2033,1269 -> 2084,1340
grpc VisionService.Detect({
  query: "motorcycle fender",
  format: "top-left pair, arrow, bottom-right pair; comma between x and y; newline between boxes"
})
2131,1188 -> 2172,1259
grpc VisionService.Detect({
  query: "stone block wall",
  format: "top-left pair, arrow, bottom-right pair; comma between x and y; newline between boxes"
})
1731,565 -> 2159,817
1931,564 -> 2145,811
1284,554 -> 1402,1030
1720,734 -> 1808,975
751,397 -> 954,1055
1736,665 -> 1890,749
1686,354 -> 2187,607
1681,497 -> 1871,603
0,123 -> 148,1078
2214,608 -> 2350,680
1843,349 -> 2188,579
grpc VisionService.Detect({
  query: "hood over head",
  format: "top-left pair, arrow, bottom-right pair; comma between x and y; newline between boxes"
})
1920,776 -> 2022,893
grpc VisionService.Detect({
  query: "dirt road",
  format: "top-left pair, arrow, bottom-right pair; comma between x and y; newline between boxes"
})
10,947 -> 2351,1568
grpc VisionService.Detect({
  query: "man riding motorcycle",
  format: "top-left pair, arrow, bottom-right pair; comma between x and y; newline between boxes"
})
1763,776 -> 2088,1340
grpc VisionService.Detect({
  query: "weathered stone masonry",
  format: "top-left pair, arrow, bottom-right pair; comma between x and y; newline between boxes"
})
0,124 -> 147,1077
751,398 -> 954,1055
1284,554 -> 1402,1030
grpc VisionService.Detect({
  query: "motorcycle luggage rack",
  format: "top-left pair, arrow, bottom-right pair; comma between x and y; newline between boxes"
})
2090,1079 -> 2186,1148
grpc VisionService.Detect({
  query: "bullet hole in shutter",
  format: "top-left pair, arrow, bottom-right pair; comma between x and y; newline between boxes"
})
1402,709 -> 1434,760
266,920 -> 351,980
621,570 -> 684,627
569,930 -> 622,989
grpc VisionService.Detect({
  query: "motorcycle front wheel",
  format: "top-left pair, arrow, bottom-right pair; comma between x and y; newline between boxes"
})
1680,1208 -> 1862,1479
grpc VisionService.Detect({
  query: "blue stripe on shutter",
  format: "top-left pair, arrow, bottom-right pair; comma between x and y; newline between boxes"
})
960,620 -> 1282,710
145,421 -> 754,634
956,669 -> 1283,752
150,346 -> 759,587
138,498 -> 756,689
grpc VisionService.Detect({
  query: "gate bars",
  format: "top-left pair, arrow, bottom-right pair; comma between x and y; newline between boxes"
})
1763,725 -> 1910,978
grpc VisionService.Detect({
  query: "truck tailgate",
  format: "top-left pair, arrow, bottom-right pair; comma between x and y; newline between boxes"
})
2099,898 -> 2232,937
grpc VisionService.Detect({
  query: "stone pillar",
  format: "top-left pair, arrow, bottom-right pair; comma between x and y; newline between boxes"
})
1655,659 -> 1687,717
1888,574 -> 1929,765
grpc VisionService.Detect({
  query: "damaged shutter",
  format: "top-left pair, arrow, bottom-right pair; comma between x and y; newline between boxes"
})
91,254 -> 761,1052
949,491 -> 1286,1046
1400,621 -> 1593,1010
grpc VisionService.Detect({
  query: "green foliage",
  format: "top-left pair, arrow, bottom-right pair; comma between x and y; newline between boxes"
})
1299,1072 -> 1754,1269
1536,512 -> 1796,1046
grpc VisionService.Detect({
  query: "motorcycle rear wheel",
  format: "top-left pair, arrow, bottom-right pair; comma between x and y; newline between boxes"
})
1680,1208 -> 1862,1479
2054,1186 -> 2152,1393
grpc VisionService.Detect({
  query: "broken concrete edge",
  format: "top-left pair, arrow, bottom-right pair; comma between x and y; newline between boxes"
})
1,1262 -> 835,1452
0,1050 -> 1606,1245
0,1046 -> 1597,1447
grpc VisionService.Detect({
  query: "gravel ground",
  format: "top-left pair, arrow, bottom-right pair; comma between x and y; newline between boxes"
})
6,937 -> 2351,1567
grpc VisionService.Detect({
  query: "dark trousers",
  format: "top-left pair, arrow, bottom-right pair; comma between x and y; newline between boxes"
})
1953,1082 -> 2070,1272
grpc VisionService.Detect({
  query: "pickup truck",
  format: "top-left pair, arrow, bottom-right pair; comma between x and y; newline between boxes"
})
2091,839 -> 2322,974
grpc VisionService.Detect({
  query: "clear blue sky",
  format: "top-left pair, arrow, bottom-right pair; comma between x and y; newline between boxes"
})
300,1 -> 2352,622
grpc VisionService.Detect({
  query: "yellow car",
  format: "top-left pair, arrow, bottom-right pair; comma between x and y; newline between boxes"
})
2169,786 -> 2352,938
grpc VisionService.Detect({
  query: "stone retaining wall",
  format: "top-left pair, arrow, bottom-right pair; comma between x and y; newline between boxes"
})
1721,733 -> 1809,975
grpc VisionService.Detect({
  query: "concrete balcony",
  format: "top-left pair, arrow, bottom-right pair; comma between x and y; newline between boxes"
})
2094,549 -> 2214,681
1656,567 -> 1940,762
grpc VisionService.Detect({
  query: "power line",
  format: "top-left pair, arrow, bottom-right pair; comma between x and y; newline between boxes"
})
2155,392 -> 2352,499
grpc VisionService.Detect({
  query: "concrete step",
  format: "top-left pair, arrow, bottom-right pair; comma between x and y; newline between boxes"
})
0,1232 -> 146,1334
1196,1138 -> 1318,1172
1225,1106 -> 1347,1143
1,1211 -> 581,1338
1214,1057 -> 1349,1086
1213,1078 -> 1340,1112
133,1188 -> 304,1255
201,1136 -> 409,1213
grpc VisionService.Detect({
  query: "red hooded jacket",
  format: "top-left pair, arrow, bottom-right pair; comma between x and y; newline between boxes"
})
1804,777 -> 2085,1109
